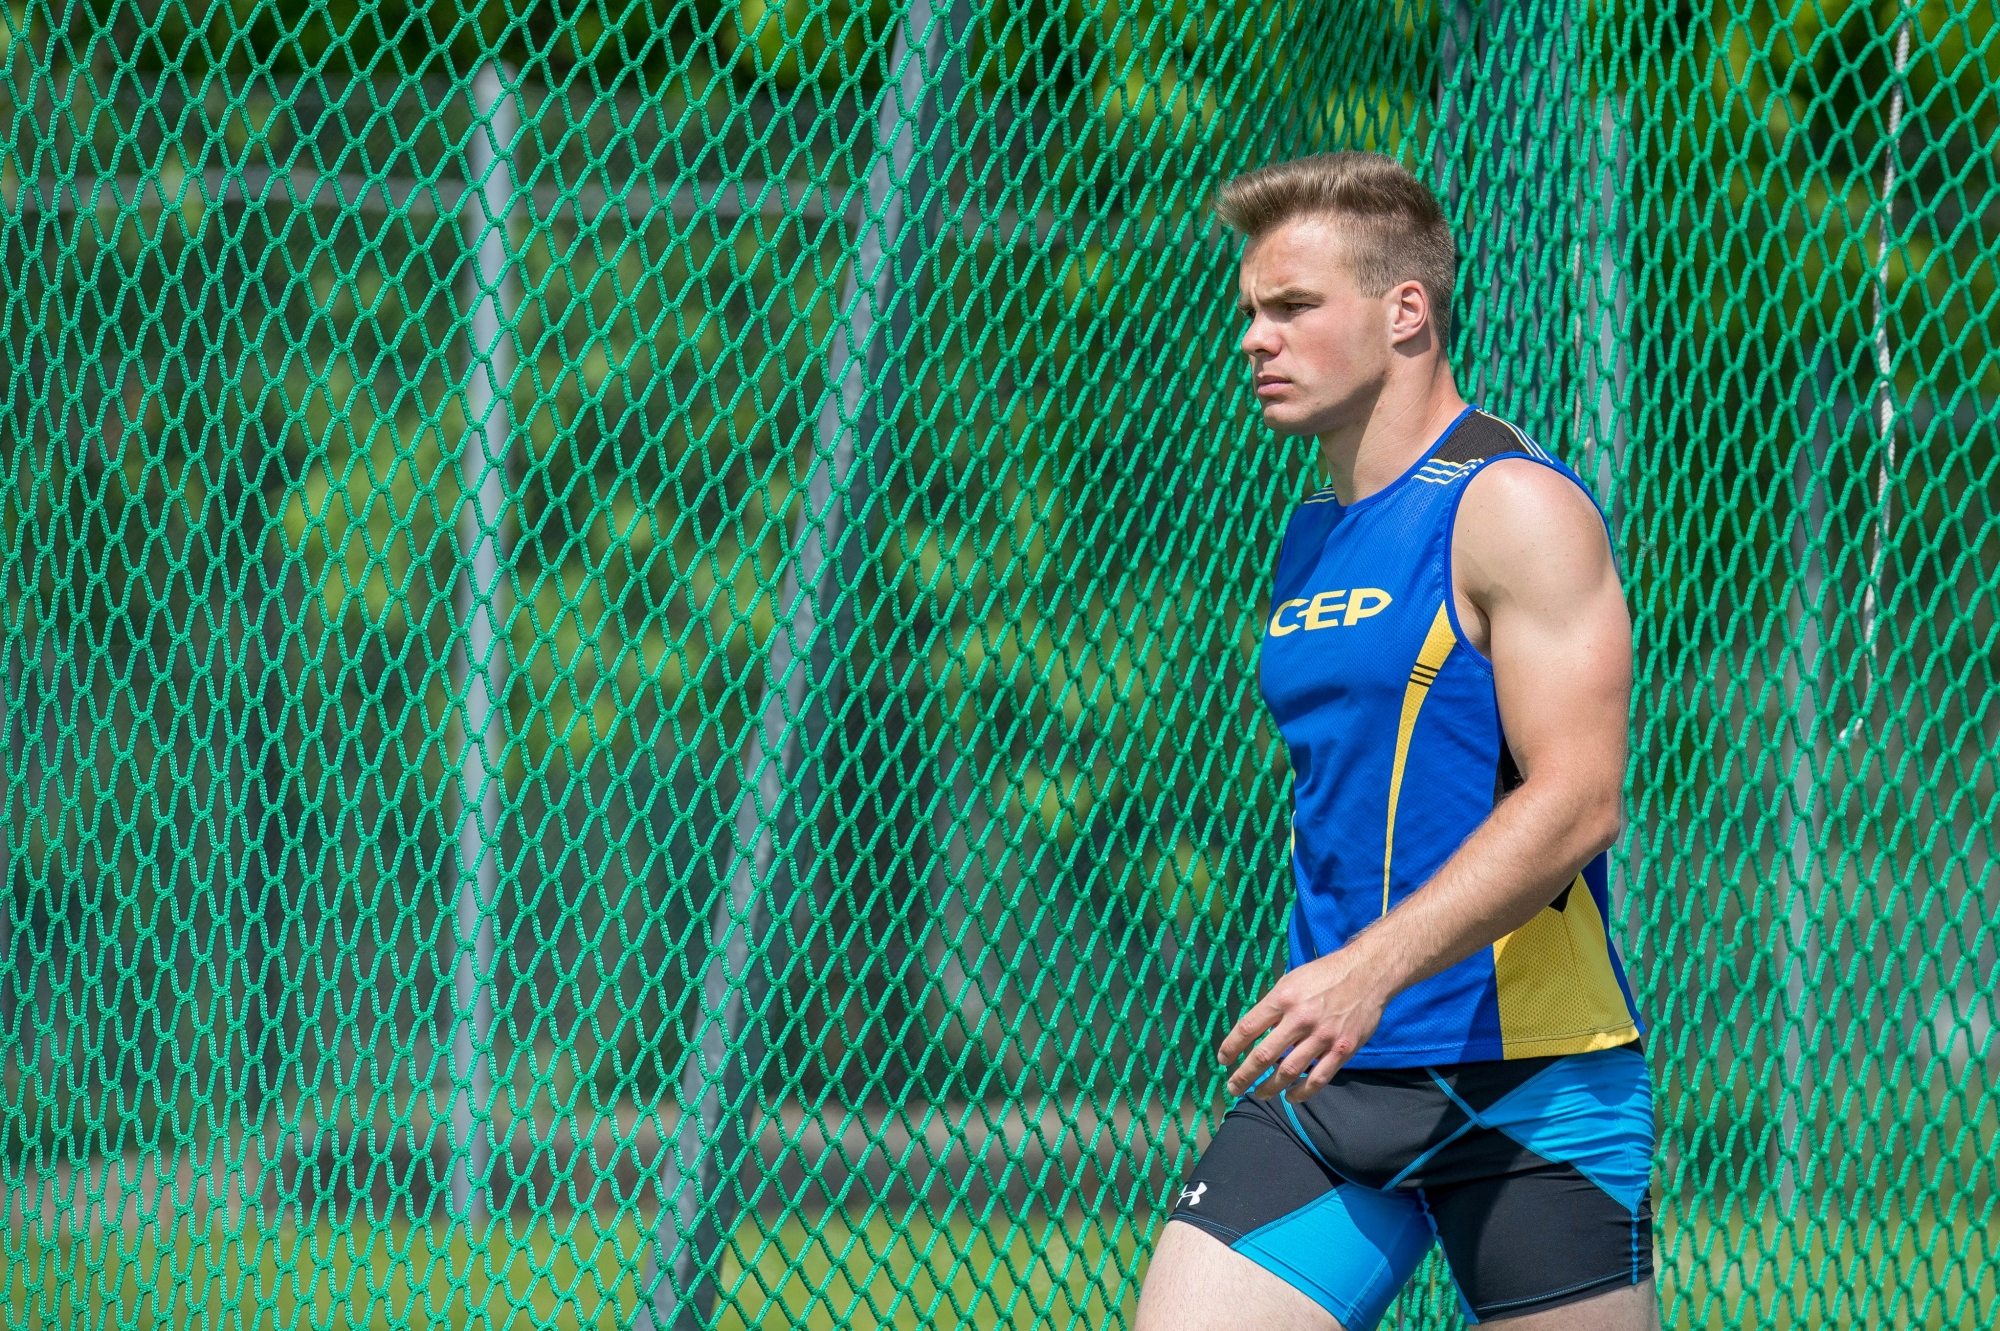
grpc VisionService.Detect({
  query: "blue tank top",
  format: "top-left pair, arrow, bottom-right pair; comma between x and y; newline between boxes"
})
1261,407 -> 1644,1067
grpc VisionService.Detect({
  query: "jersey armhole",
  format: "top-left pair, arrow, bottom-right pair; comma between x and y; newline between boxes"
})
1440,453 -> 1618,673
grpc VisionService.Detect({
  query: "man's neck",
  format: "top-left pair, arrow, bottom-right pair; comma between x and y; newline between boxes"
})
1316,366 -> 1468,506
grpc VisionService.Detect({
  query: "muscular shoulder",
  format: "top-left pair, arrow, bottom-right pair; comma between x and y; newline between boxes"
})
1451,458 -> 1623,652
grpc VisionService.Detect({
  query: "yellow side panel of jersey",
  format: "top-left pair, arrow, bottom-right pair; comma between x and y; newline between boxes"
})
1381,602 -> 1458,914
1490,873 -> 1640,1059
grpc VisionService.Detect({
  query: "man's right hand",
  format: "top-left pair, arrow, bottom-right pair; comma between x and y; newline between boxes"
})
1216,947 -> 1391,1103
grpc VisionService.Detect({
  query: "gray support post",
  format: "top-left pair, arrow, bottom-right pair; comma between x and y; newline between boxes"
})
28,591 -> 62,1100
257,513 -> 292,1126
1778,347 -> 1834,1215
644,5 -> 950,1326
1587,93 -> 1631,526
448,58 -> 520,1228
0,412 -> 17,1064
0,605 -> 13,1057
825,0 -> 970,1095
1850,16 -> 1913,741
218,457 -> 270,1180
1472,2 -> 1580,440
1586,92 -> 1636,931
1434,0 -> 1477,224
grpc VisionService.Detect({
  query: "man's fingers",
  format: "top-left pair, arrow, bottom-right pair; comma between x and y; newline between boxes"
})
1255,1033 -> 1330,1101
1284,1038 -> 1350,1103
1223,1025 -> 1297,1098
1215,989 -> 1288,1067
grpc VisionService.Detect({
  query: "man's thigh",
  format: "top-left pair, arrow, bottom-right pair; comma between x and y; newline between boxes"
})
1416,1152 -> 1655,1324
1134,1225 -> 1659,1331
1392,1045 -> 1658,1324
1135,1221 -> 1343,1331
1140,1095 -> 1433,1330
1495,1278 -> 1660,1331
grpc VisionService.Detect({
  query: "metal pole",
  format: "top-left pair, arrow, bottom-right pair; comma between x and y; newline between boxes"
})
1484,1 -> 1578,442
1779,347 -> 1833,1215
0,442 -> 19,1058
0,607 -> 14,1054
1847,15 -> 1913,743
645,5 -> 949,1326
1548,2 -> 1581,450
449,58 -> 519,1227
1434,0 -> 1477,225
219,458 -> 272,1167
825,0 -> 970,1101
1588,93 -> 1631,524
257,523 -> 292,1125
1586,91 -> 1635,947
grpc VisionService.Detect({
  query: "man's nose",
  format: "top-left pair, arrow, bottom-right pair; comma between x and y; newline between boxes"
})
1240,314 -> 1279,358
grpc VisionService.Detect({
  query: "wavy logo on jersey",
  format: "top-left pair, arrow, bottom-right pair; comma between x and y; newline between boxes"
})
1266,588 -> 1393,636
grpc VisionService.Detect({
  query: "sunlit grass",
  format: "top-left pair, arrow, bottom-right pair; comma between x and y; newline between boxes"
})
0,1207 -> 1149,1331
5,1201 -> 1993,1328
3,1211 -> 650,1331
1659,1200 -> 1998,1330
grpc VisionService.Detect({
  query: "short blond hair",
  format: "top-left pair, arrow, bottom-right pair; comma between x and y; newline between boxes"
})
1214,152 -> 1457,339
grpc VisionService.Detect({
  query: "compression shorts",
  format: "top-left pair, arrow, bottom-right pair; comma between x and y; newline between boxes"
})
1167,1042 -> 1655,1327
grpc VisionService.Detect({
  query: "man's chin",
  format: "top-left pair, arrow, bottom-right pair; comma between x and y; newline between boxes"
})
1258,403 -> 1336,438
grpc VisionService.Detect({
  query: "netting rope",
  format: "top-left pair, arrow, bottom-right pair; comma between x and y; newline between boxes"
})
0,3 -> 1994,1329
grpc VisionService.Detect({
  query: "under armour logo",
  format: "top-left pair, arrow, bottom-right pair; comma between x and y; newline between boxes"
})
1176,1182 -> 1207,1208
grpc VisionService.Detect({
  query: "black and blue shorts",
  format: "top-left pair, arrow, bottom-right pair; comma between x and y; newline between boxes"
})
1168,1043 -> 1654,1328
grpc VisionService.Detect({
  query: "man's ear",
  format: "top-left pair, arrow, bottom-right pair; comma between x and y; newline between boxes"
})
1386,279 -> 1432,346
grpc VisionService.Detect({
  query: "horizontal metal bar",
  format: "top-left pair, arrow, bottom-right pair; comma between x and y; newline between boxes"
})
0,168 -> 1130,254
1,168 -> 834,225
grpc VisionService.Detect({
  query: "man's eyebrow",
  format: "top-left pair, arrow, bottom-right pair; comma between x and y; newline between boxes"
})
1238,285 -> 1324,308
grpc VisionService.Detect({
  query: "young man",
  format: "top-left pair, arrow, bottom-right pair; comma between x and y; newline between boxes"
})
1135,154 -> 1656,1330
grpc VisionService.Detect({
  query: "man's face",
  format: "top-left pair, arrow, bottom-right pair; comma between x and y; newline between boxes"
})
1236,216 -> 1395,437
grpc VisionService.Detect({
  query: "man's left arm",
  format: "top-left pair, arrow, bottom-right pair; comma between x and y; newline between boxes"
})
1218,460 -> 1633,1101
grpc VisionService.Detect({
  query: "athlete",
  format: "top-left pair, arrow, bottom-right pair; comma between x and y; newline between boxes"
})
1134,154 -> 1656,1330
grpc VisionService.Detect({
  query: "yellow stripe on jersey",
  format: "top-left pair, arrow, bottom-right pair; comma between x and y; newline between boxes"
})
1381,602 -> 1459,914
1493,416 -> 1554,462
1490,872 -> 1642,1058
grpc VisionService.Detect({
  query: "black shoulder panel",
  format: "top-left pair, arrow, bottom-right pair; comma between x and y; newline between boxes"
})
1431,411 -> 1522,466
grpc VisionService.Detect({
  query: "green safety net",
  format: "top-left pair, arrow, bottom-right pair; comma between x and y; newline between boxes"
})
0,1 -> 1992,1327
